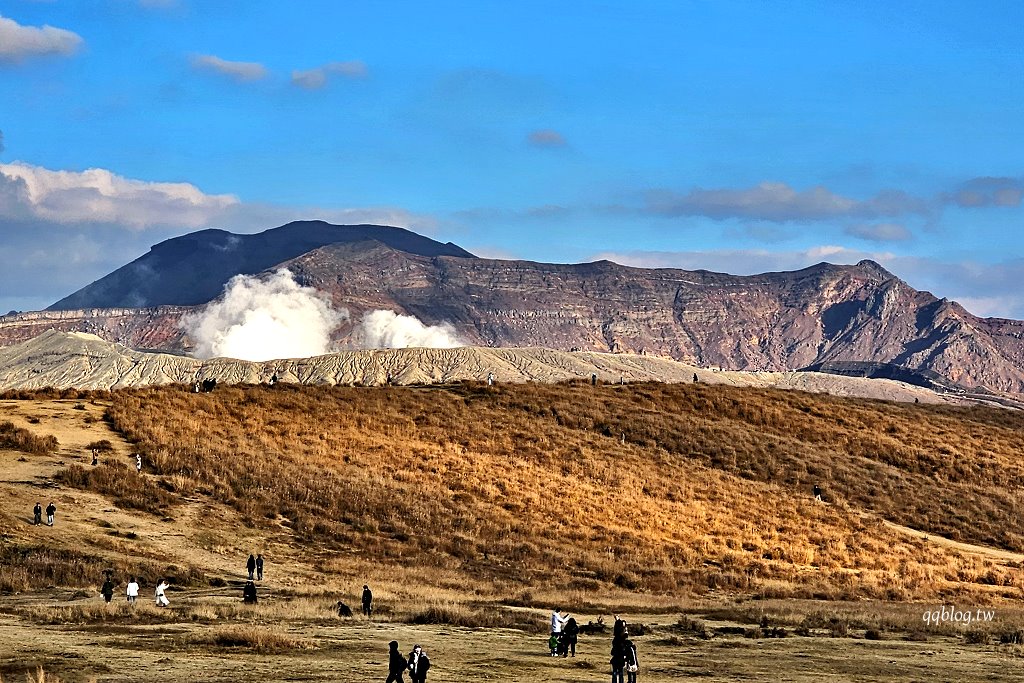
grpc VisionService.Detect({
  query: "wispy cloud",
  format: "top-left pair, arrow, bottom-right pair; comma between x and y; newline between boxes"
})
527,129 -> 567,148
190,54 -> 268,82
291,60 -> 367,89
946,177 -> 1024,208
0,14 -> 82,63
645,182 -> 931,223
844,222 -> 912,242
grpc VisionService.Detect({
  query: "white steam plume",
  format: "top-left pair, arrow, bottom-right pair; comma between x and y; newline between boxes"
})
182,269 -> 347,361
353,310 -> 463,349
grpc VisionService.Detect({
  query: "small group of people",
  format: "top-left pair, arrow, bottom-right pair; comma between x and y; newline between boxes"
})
610,617 -> 640,683
548,609 -> 580,657
96,575 -> 157,606
386,641 -> 431,682
246,553 -> 265,581
32,501 -> 56,526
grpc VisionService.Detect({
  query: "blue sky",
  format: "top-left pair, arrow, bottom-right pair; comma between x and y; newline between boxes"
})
2,0 -> 1024,317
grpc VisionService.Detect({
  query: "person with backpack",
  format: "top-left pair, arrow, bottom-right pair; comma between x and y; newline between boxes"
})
407,644 -> 430,683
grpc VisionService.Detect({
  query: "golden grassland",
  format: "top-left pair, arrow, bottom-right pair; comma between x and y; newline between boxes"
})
3,380 -> 1017,601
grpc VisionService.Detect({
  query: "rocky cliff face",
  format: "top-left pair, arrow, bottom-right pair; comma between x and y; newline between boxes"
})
3,224 -> 1024,395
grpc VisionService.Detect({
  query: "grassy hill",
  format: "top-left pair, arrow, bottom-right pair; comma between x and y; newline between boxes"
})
2,381 -> 1022,603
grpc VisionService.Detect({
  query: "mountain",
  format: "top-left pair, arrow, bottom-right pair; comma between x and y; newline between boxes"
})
47,220 -> 474,309
3,222 -> 1024,395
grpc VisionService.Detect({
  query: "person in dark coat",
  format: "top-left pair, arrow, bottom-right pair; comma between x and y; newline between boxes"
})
100,576 -> 114,603
386,640 -> 406,683
246,553 -> 256,580
562,616 -> 580,657
45,502 -> 56,526
622,635 -> 639,683
33,502 -> 42,525
362,584 -> 373,618
255,554 -> 264,581
242,580 -> 258,604
813,484 -> 823,502
407,644 -> 430,683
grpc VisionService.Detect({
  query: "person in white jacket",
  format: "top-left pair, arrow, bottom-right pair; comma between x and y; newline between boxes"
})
155,579 -> 170,607
550,609 -> 569,656
126,577 -> 139,604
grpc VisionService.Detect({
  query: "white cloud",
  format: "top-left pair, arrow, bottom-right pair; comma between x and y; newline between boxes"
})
181,269 -> 348,361
0,14 -> 82,63
291,60 -> 367,89
190,54 -> 268,82
351,310 -> 463,349
0,162 -> 239,229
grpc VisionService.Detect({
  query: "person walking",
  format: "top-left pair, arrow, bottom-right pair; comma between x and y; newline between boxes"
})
386,640 -> 406,683
33,502 -> 42,525
155,579 -> 170,607
45,501 -> 56,526
407,644 -> 430,683
246,553 -> 256,580
100,576 -> 114,603
126,577 -> 139,604
623,633 -> 639,683
255,554 -> 264,581
361,584 -> 373,618
611,621 -> 639,683
135,454 -> 142,473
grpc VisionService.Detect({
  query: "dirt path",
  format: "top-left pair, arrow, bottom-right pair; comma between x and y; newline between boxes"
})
877,517 -> 1024,565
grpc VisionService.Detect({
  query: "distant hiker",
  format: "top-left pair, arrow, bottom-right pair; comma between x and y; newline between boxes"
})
550,609 -> 569,656
270,373 -> 278,386
611,631 -> 639,683
135,454 -> 142,473
155,579 -> 170,607
33,502 -> 42,525
487,372 -> 494,386
562,616 -> 580,657
337,601 -> 353,617
813,484 -> 823,502
242,580 -> 258,604
362,584 -> 373,618
193,381 -> 201,393
256,553 -> 264,581
591,373 -> 597,386
386,640 -> 406,683
45,501 -> 56,526
126,577 -> 139,604
101,576 -> 114,603
693,373 -> 698,383
91,449 -> 99,466
246,553 -> 256,580
407,644 -> 430,683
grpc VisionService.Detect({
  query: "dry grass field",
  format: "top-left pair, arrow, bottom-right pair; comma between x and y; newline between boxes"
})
2,382 -> 1024,681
